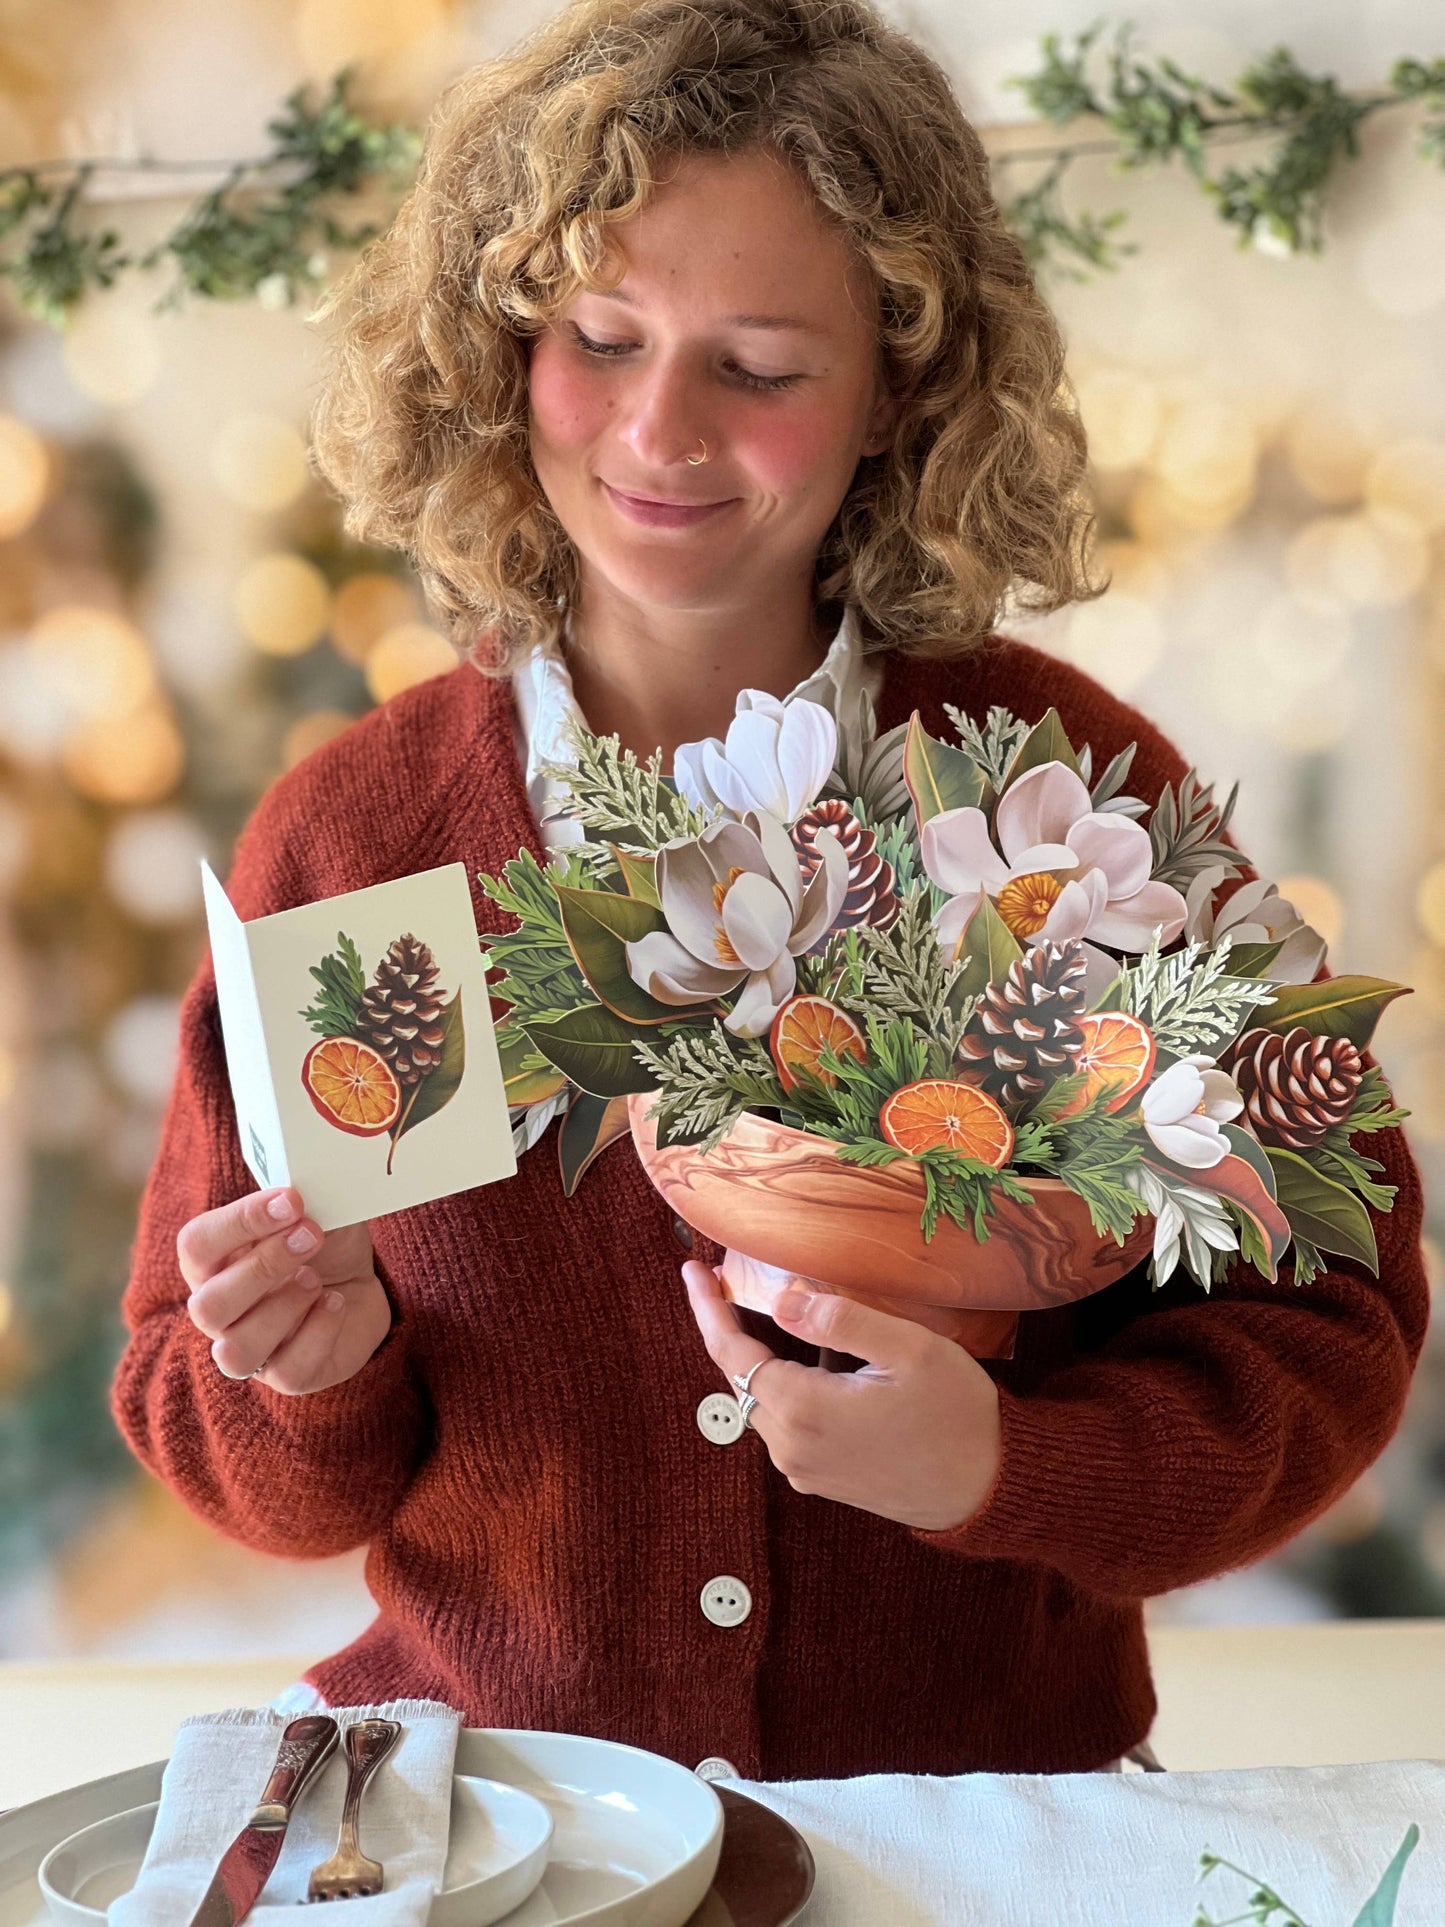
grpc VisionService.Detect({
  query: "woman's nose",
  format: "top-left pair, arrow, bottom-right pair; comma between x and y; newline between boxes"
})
618,361 -> 715,471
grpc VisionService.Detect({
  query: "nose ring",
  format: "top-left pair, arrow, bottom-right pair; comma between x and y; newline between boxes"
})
686,438 -> 708,465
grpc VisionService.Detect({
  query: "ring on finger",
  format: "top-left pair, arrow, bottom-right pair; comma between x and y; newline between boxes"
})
241,1354 -> 273,1382
737,1389 -> 759,1431
731,1360 -> 767,1400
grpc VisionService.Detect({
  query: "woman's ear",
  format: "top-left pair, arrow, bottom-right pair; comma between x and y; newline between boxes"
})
862,385 -> 903,457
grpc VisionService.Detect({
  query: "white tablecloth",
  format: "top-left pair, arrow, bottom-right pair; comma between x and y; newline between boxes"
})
730,1758 -> 1443,1926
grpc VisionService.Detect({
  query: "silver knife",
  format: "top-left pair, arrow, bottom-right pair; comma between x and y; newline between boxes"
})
187,1714 -> 340,1926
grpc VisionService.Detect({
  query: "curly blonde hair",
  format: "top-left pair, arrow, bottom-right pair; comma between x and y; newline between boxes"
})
308,0 -> 1107,674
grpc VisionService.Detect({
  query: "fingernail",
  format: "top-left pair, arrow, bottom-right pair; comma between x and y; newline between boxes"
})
775,1288 -> 810,1321
286,1224 -> 318,1254
324,1289 -> 344,1312
267,1192 -> 294,1221
295,1266 -> 321,1290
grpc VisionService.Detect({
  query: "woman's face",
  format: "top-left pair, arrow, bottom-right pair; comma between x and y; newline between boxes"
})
527,146 -> 897,620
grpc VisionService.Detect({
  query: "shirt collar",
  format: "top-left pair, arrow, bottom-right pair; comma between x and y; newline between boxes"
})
512,600 -> 877,795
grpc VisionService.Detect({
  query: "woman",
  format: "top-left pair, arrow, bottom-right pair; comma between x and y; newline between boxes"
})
113,0 -> 1427,1779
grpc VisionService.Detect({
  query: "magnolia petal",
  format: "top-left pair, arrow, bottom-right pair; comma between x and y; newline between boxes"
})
625,930 -> 741,1004
934,888 -> 982,958
775,698 -> 837,818
722,710 -> 790,819
995,761 -> 1092,862
735,688 -> 786,722
719,870 -> 794,971
1214,879 -> 1274,933
1003,840 -> 1081,876
1077,939 -> 1126,1003
1066,810 -> 1153,899
745,808 -> 804,915
1040,871 -> 1108,943
725,953 -> 797,1037
1145,1115 -> 1231,1169
1141,1057 -> 1205,1127
1272,924 -> 1329,984
700,738 -> 765,817
1198,1068 -> 1245,1124
921,806 -> 1010,896
672,737 -> 720,814
792,827 -> 849,952
657,822 -> 766,964
1086,878 -> 1188,951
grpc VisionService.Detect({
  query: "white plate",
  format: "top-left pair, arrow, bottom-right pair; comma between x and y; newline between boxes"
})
0,1731 -> 723,1927
36,1775 -> 553,1927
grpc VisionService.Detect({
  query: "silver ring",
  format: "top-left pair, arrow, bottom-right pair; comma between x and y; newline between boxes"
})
242,1355 -> 273,1381
731,1360 -> 766,1399
737,1390 -> 759,1430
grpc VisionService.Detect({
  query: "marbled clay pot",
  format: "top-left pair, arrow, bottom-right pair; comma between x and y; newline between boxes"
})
628,1095 -> 1154,1360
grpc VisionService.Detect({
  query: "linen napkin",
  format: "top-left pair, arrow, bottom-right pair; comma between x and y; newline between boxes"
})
729,1758 -> 1445,1926
109,1698 -> 462,1924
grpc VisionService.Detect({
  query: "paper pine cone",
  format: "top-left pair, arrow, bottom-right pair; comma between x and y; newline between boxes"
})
1223,1024 -> 1363,1150
956,938 -> 1089,1110
790,799 -> 899,950
358,933 -> 449,1086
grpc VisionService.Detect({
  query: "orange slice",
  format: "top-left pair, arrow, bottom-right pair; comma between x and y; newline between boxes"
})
878,1079 -> 1014,1167
769,995 -> 866,1094
1052,1011 -> 1157,1120
302,1035 -> 403,1137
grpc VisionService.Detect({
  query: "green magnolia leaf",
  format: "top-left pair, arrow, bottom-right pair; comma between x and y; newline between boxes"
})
1001,706 -> 1083,786
553,881 -> 676,1025
386,991 -> 465,1173
524,1003 -> 660,1097
951,893 -> 1023,1002
1350,1823 -> 1420,1927
1224,937 -> 1285,979
902,710 -> 992,828
1267,1145 -> 1380,1274
610,846 -> 661,908
558,1090 -> 633,1196
1090,972 -> 1129,1014
495,1012 -> 568,1108
1256,976 -> 1410,1050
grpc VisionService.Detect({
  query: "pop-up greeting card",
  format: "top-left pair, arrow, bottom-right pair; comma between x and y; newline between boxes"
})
201,859 -> 516,1231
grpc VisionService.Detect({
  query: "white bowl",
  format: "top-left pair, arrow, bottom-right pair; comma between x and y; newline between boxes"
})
38,1775 -> 554,1926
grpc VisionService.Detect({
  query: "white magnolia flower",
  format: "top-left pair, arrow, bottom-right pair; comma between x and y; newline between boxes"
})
921,761 -> 1188,985
625,810 -> 848,1037
1184,865 -> 1327,985
1139,1053 -> 1245,1170
673,691 -> 836,824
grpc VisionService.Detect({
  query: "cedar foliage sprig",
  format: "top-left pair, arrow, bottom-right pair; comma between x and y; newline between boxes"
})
542,720 -> 710,851
299,931 -> 366,1037
845,892 -> 974,1065
1123,932 -> 1272,1057
631,1030 -> 785,1150
944,703 -> 1031,791
479,849 -> 592,1026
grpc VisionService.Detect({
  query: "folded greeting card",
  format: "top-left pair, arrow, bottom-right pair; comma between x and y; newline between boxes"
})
201,859 -> 516,1231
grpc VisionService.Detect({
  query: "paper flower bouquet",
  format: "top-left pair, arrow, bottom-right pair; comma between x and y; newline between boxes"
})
480,679 -> 1410,1356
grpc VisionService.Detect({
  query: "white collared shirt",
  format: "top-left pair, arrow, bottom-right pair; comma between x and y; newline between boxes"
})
510,601 -> 880,858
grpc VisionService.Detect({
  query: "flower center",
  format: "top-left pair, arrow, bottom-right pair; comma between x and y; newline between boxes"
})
711,866 -> 748,967
994,870 -> 1063,939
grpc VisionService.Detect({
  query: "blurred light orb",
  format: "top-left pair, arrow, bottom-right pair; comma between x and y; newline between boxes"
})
1283,409 -> 1371,505
104,995 -> 181,1107
1352,206 -> 1445,317
331,571 -> 418,664
1364,440 -> 1445,536
211,414 -> 311,513
1418,863 -> 1445,947
1151,398 -> 1258,506
1408,944 -> 1445,1014
1059,594 -> 1165,697
62,297 -> 163,407
0,415 -> 50,538
1252,594 -> 1353,692
1273,874 -> 1345,952
1285,510 -> 1428,611
28,605 -> 156,722
283,708 -> 356,769
1126,475 -> 1222,555
149,569 -> 248,696
27,1045 -> 105,1150
101,1106 -> 164,1188
234,553 -> 331,657
105,809 -> 209,923
1095,539 -> 1171,603
365,622 -> 459,703
1075,367 -> 1162,471
1272,670 -> 1358,754
65,701 -> 185,804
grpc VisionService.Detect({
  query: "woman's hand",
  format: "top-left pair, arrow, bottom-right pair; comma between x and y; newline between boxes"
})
180,1187 -> 391,1395
682,1261 -> 1002,1532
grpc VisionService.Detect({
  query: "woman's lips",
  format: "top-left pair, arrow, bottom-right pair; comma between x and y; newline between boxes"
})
603,481 -> 736,528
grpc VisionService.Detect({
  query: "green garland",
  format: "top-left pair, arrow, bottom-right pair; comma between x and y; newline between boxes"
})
3,22 -> 1444,324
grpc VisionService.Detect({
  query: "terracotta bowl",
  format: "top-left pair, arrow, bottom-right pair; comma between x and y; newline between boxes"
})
628,1095 -> 1153,1359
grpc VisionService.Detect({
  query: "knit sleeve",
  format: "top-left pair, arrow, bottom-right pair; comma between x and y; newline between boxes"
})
908,650 -> 1431,1598
110,764 -> 431,1559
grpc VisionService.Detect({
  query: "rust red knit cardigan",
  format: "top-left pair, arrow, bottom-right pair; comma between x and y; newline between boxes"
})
112,635 -> 1429,1777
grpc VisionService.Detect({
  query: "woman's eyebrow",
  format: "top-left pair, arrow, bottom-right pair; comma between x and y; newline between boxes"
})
591,286 -> 828,336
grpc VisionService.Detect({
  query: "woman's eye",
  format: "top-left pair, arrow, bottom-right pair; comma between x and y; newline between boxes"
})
566,324 -> 799,392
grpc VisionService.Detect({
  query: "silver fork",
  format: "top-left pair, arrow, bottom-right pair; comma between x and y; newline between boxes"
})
306,1718 -> 402,1902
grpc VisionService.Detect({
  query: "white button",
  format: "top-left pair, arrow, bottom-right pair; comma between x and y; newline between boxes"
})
700,1575 -> 752,1628
696,1392 -> 744,1445
696,1756 -> 740,1780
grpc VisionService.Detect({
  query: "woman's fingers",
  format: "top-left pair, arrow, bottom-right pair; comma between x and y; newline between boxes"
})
251,1288 -> 348,1396
207,1271 -> 324,1379
186,1220 -> 325,1336
681,1260 -> 801,1409
177,1187 -> 307,1289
